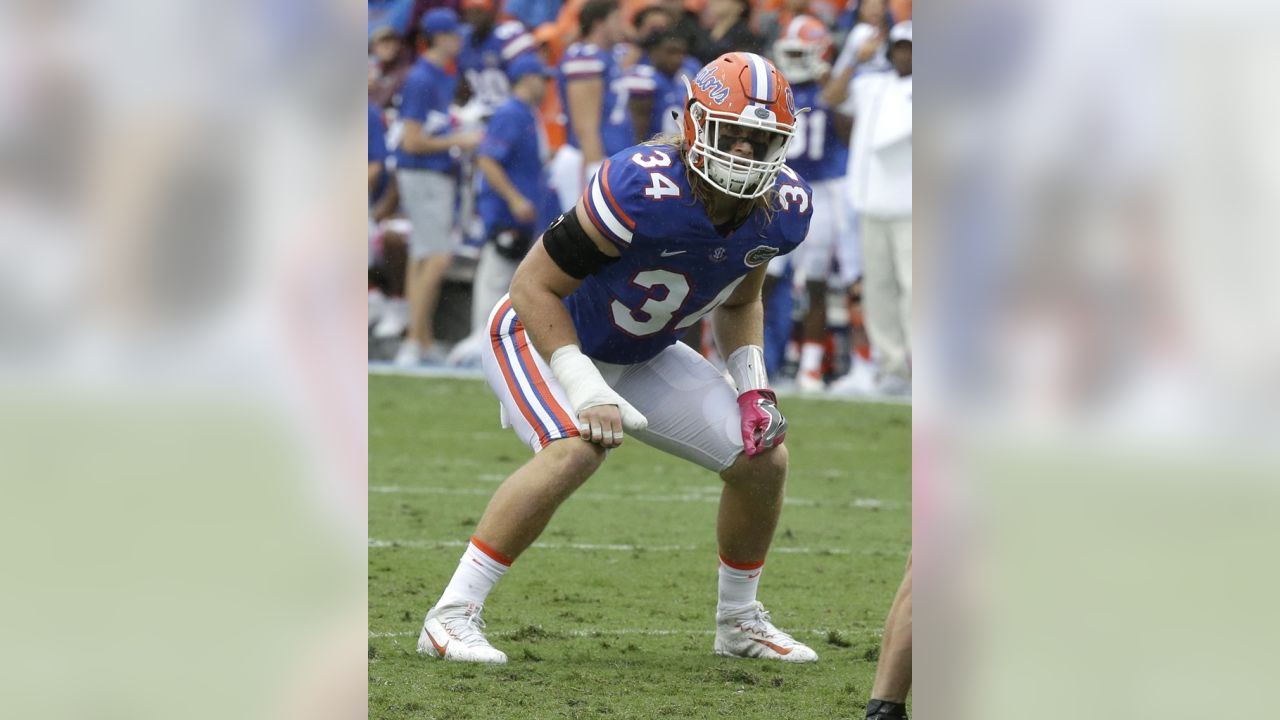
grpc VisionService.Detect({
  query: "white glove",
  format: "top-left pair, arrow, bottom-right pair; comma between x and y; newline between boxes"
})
549,346 -> 649,433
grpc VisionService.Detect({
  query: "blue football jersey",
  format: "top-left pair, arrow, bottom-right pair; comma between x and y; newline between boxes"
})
458,20 -> 536,117
557,42 -> 632,156
476,97 -> 550,234
783,81 -> 849,183
566,144 -> 813,364
369,103 -> 390,206
621,57 -> 700,139
395,57 -> 457,173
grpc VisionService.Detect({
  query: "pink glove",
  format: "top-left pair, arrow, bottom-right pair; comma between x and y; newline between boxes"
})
738,389 -> 788,457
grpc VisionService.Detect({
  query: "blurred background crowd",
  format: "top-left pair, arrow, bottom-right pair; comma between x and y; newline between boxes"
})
368,0 -> 913,399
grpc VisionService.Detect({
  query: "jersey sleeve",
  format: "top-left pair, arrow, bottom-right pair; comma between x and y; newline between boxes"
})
368,105 -> 388,164
397,70 -> 431,123
398,71 -> 450,133
618,64 -> 657,97
494,20 -> 536,65
477,107 -> 520,163
580,149 -> 652,252
560,46 -> 607,82
770,167 -> 814,255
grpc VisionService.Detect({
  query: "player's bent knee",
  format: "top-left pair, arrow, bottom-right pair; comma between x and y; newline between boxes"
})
721,444 -> 788,486
543,437 -> 606,480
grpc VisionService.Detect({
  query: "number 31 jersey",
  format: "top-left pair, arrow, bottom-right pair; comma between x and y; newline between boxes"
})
565,144 -> 813,365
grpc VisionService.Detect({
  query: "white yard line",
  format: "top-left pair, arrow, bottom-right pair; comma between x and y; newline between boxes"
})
368,364 -> 910,406
370,627 -> 882,639
369,485 -> 903,510
368,538 -> 908,557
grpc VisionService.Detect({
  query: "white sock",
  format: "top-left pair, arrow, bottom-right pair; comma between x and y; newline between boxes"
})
436,537 -> 511,610
799,342 -> 824,375
718,555 -> 764,613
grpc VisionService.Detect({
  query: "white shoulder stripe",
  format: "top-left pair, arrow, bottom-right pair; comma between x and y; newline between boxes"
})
589,172 -> 633,245
501,33 -> 535,60
562,58 -> 605,75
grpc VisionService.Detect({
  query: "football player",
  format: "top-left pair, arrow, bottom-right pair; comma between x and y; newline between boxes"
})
456,0 -> 537,118
625,26 -> 703,143
772,15 -> 854,393
417,52 -> 820,665
865,552 -> 912,719
548,0 -> 632,212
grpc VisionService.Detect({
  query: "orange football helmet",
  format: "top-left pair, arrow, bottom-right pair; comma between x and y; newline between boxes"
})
773,15 -> 832,84
681,52 -> 798,199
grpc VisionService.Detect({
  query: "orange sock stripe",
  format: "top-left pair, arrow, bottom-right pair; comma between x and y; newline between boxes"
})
719,554 -> 765,571
470,536 -> 514,567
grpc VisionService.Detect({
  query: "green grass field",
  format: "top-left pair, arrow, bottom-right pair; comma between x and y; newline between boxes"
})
369,374 -> 911,719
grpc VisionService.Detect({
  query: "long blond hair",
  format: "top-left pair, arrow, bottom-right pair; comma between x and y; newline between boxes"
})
641,133 -> 778,228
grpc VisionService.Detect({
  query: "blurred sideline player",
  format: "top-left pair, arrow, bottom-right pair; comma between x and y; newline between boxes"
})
457,0 -> 537,118
827,20 -> 912,395
417,53 -> 820,665
865,552 -> 912,719
368,103 -> 409,338
447,56 -> 557,367
549,0 -> 631,212
453,0 -> 538,275
625,22 -> 702,142
770,15 -> 853,392
393,9 -> 483,366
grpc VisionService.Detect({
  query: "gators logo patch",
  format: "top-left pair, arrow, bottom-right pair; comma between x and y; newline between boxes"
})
744,245 -> 780,268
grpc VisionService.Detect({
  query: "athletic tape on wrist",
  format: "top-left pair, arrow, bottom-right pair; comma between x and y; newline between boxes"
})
549,345 -> 613,411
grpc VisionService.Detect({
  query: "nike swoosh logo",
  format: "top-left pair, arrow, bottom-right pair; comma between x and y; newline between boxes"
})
746,571 -> 761,579
425,627 -> 449,657
749,637 -> 793,655
660,249 -> 686,257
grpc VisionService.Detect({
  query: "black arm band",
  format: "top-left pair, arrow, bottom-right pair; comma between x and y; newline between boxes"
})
541,209 -> 619,279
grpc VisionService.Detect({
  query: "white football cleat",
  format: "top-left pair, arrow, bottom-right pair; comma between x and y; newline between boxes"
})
796,370 -> 826,394
714,601 -> 818,663
417,603 -> 508,664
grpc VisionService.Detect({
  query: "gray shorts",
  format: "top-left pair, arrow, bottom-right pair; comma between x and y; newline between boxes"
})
397,169 -> 456,259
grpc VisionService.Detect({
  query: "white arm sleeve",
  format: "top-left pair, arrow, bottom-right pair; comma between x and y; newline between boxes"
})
726,345 -> 769,394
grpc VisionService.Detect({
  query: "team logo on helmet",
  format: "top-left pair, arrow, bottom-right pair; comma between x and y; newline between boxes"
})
681,53 -> 798,199
744,245 -> 780,268
693,65 -> 730,105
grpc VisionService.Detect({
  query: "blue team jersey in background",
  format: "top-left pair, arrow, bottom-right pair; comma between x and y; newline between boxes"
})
395,57 -> 457,173
476,97 -> 550,234
557,43 -> 633,156
622,57 -> 700,139
783,81 -> 848,183
369,103 -> 390,205
457,20 -> 536,117
567,144 -> 812,364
